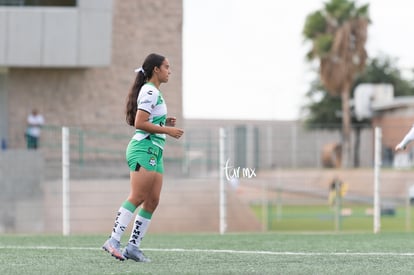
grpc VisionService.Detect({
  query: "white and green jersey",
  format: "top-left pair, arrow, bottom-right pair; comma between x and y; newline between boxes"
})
132,82 -> 167,149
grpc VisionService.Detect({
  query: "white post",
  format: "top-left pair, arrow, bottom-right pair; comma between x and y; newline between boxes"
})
219,128 -> 227,234
291,124 -> 297,168
373,127 -> 381,234
266,126 -> 272,168
406,183 -> 411,232
261,179 -> 268,232
62,127 -> 70,236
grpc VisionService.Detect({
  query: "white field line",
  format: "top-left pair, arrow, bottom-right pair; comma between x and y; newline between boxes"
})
0,246 -> 414,256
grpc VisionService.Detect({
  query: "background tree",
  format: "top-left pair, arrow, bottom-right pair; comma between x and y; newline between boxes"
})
302,55 -> 414,167
353,55 -> 414,96
303,0 -> 370,168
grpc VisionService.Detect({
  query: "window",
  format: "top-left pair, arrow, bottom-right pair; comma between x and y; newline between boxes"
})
0,0 -> 76,6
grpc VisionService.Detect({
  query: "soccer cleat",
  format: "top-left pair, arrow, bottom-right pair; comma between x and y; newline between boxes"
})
123,243 -> 151,262
102,237 -> 125,261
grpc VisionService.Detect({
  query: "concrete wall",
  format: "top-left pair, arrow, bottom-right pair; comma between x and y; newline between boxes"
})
0,150 -> 44,233
0,0 -> 113,67
0,69 -> 7,147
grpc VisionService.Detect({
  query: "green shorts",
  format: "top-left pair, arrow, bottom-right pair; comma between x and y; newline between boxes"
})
126,138 -> 164,173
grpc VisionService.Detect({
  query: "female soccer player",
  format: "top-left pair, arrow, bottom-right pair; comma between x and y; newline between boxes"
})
102,53 -> 184,262
395,125 -> 414,151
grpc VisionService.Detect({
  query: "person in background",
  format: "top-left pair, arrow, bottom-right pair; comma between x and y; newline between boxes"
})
26,108 -> 45,149
395,125 -> 414,152
102,53 -> 184,262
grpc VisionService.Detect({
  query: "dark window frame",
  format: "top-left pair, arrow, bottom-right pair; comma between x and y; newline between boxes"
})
0,0 -> 77,7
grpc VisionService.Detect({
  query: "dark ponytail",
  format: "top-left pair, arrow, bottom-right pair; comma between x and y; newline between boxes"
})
125,53 -> 166,126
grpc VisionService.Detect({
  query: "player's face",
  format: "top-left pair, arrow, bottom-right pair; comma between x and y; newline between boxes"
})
156,59 -> 171,83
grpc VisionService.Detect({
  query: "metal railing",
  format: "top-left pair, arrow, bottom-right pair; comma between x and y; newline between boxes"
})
3,123 -> 414,234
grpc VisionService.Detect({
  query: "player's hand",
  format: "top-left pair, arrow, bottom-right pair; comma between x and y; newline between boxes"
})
166,117 -> 177,127
395,143 -> 406,152
167,127 -> 184,139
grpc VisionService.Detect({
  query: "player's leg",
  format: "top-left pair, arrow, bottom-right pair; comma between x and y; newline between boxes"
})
124,172 -> 162,262
102,174 -> 138,261
102,168 -> 155,261
102,139 -> 152,260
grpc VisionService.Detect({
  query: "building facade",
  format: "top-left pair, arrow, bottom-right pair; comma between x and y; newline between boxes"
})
0,0 -> 183,151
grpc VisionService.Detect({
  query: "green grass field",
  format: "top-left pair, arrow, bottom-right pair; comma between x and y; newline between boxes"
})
2,232 -> 414,274
252,204 -> 414,232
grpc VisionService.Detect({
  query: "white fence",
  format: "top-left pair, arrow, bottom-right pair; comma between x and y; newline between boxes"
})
2,123 -> 414,235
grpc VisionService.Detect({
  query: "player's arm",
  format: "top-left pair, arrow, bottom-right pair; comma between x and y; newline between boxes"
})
166,117 -> 176,127
396,124 -> 414,151
134,110 -> 183,139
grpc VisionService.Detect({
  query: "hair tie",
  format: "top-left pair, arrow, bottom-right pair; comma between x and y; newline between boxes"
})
134,67 -> 145,75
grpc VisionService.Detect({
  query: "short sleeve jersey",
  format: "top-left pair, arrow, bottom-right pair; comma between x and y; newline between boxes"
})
132,82 -> 167,149
27,114 -> 45,137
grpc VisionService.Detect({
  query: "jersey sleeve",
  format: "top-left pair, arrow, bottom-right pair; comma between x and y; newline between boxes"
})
137,86 -> 158,113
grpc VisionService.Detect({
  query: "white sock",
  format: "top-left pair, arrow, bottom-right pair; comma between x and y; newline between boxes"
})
128,209 -> 152,248
110,202 -> 136,242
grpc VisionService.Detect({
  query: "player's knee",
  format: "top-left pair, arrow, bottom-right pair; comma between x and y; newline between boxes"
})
127,195 -> 145,207
144,197 -> 160,212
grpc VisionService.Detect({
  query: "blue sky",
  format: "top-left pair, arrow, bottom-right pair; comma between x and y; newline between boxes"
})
182,0 -> 414,120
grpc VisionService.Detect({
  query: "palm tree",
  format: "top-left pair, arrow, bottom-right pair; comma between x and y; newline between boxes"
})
303,0 -> 370,168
